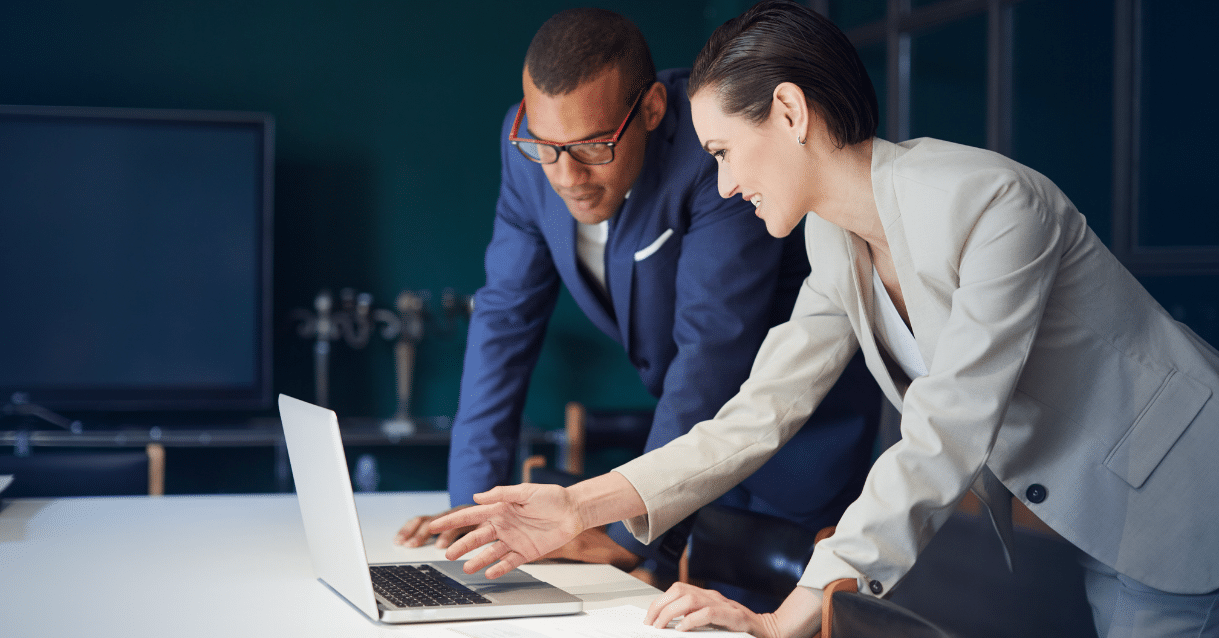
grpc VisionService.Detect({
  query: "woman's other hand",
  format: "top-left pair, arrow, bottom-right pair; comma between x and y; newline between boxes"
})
645,582 -> 824,638
430,483 -> 585,578
646,583 -> 779,636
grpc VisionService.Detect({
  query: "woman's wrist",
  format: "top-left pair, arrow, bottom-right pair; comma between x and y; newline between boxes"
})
567,471 -> 647,530
756,612 -> 783,638
770,585 -> 823,638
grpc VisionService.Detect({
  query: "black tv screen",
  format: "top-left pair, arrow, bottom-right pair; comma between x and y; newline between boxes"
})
0,105 -> 273,411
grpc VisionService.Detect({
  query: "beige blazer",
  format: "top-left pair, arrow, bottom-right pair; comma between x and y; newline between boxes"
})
616,137 -> 1219,596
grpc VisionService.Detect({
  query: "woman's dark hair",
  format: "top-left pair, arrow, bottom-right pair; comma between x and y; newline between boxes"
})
689,0 -> 878,146
524,8 -> 657,106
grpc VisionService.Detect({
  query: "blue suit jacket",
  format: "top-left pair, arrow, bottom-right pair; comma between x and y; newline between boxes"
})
448,71 -> 872,537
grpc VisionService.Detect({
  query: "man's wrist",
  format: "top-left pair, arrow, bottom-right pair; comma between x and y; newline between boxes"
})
606,543 -> 643,572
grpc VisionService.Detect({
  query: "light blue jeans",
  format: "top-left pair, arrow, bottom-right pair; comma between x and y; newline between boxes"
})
1081,553 -> 1219,638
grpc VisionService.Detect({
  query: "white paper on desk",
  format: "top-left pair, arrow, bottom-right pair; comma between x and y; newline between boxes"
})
446,605 -> 750,638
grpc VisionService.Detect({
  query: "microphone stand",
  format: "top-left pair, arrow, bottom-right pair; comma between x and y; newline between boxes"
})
3,392 -> 82,457
380,291 -> 428,437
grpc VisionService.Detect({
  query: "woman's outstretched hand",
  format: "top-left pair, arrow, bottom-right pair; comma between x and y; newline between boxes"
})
645,582 -> 824,638
429,483 -> 586,579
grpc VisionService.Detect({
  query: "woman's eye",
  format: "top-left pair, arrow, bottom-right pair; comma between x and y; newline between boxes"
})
712,149 -> 726,161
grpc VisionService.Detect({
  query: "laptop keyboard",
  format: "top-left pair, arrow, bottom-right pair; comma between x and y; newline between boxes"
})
370,564 -> 492,608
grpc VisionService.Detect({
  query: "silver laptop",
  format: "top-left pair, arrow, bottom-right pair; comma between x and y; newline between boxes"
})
278,393 -> 583,623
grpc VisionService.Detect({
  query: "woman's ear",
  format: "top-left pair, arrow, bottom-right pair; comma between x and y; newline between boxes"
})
771,82 -> 810,145
642,81 -> 667,132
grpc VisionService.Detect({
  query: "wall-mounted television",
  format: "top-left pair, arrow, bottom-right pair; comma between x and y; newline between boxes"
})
0,105 -> 274,411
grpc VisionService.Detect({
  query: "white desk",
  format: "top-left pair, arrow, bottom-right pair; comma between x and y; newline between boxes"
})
0,492 -> 666,637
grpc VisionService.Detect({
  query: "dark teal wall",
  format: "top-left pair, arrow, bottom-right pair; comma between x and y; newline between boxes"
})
0,0 -> 752,430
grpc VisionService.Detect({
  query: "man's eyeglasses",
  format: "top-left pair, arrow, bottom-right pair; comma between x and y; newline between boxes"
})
509,88 -> 646,166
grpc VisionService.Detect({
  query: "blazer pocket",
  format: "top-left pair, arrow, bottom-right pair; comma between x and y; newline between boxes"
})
634,228 -> 674,262
1103,370 -> 1211,489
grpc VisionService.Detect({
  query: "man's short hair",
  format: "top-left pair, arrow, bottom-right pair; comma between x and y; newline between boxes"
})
524,8 -> 657,105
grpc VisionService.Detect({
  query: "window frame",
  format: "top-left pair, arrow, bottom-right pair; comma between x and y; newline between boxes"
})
823,0 -> 1219,276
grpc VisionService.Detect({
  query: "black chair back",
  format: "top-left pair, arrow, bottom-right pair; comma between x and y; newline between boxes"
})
0,451 -> 150,497
686,504 -> 820,598
828,589 -> 961,638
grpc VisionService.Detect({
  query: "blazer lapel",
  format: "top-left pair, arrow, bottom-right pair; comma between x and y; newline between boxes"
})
870,138 -> 949,371
882,214 -> 946,367
844,229 -> 907,408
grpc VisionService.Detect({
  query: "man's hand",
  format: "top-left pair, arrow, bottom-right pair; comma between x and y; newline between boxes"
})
541,527 -> 643,572
430,483 -> 586,578
393,505 -> 473,548
540,528 -> 671,590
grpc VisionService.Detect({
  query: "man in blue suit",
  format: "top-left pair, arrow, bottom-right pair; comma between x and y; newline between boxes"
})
396,8 -> 876,596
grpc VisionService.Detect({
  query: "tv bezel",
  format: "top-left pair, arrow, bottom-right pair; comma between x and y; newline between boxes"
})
0,104 -> 275,412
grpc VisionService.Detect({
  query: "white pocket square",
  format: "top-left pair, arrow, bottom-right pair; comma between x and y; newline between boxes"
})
634,228 -> 674,262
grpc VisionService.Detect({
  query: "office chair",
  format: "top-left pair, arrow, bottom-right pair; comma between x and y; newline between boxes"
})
682,504 -> 823,599
682,518 -> 954,638
732,527 -> 956,638
813,576 -> 959,638
0,443 -> 165,498
521,402 -> 653,485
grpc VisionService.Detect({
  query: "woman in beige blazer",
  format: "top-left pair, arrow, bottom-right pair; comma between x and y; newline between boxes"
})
432,2 -> 1219,636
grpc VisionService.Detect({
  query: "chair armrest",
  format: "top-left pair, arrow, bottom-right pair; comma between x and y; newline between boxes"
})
520,454 -> 548,484
814,578 -> 858,638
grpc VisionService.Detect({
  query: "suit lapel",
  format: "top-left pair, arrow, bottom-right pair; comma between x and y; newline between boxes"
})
545,197 -> 618,337
602,104 -> 681,353
606,196 -> 648,349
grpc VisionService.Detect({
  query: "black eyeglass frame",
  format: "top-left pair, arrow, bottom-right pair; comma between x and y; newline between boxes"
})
508,87 -> 647,165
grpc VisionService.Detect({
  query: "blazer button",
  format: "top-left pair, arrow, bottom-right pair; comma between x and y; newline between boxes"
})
869,580 -> 884,595
1026,484 -> 1047,504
